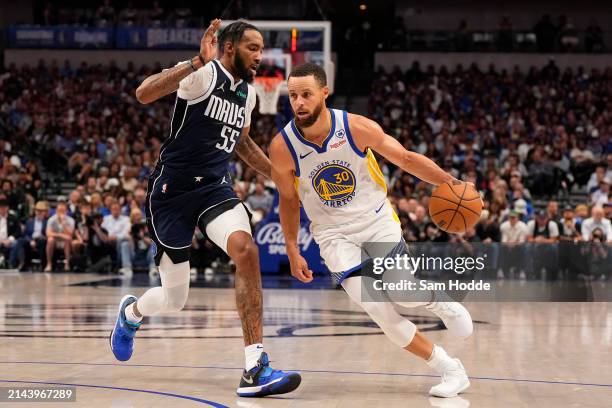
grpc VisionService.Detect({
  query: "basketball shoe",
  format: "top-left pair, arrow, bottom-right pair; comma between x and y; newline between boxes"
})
237,352 -> 301,397
425,302 -> 473,339
429,357 -> 470,398
110,295 -> 140,361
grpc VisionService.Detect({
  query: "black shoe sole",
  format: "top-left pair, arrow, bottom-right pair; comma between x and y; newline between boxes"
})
270,373 -> 301,395
240,373 -> 302,398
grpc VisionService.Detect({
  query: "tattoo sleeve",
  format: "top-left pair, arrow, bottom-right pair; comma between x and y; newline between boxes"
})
235,132 -> 272,179
135,61 -> 196,104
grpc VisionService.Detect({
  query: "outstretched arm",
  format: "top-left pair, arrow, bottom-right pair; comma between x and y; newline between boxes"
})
348,113 -> 454,186
235,128 -> 272,178
269,134 -> 313,283
135,19 -> 221,104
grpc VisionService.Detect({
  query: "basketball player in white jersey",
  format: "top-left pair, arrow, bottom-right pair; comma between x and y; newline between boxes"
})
270,63 -> 473,398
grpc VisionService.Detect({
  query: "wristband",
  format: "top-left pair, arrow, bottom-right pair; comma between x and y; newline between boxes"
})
188,58 -> 197,72
198,53 -> 206,66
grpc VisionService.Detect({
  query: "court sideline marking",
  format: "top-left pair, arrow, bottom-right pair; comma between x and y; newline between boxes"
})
2,361 -> 611,389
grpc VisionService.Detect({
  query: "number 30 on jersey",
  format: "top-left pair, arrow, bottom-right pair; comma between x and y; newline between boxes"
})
216,125 -> 239,153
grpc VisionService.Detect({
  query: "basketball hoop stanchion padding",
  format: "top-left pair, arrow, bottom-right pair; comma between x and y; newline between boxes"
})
254,77 -> 285,115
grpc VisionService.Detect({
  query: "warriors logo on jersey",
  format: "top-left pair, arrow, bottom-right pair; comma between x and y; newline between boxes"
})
310,161 -> 356,208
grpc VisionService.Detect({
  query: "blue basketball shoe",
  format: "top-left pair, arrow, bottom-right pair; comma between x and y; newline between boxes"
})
237,352 -> 301,397
110,295 -> 141,361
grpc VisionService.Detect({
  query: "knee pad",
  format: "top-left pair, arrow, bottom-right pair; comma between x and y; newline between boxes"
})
162,284 -> 189,312
159,253 -> 191,312
362,301 -> 417,348
342,276 -> 417,348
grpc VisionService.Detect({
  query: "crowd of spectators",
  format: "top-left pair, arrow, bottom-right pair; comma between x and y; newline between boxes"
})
369,60 -> 611,279
0,58 -> 610,279
388,14 -> 605,53
0,59 -> 275,274
39,0 -> 200,28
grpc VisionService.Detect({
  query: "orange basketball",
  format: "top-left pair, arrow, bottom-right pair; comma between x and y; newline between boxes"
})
428,180 -> 482,234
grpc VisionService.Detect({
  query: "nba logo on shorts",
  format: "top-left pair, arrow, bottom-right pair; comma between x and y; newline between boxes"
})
162,183 -> 167,193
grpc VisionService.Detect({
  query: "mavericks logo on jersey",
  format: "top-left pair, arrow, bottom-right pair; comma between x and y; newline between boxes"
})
310,161 -> 356,208
204,94 -> 245,128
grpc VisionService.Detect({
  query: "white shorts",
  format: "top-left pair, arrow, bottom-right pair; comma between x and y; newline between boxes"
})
205,204 -> 252,254
311,200 -> 402,281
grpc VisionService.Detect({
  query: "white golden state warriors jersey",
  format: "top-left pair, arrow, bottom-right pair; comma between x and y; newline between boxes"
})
281,109 -> 394,228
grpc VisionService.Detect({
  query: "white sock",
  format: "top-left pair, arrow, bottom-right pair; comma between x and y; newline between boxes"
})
124,302 -> 142,324
245,343 -> 264,371
426,345 -> 454,373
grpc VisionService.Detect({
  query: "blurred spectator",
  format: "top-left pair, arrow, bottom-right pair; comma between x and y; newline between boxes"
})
497,16 -> 513,52
102,201 -> 132,275
586,164 -> 612,193
129,208 -> 155,274
475,211 -> 501,273
499,210 -> 528,278
16,201 -> 49,270
590,180 -> 610,206
0,195 -> 21,268
476,212 -> 501,243
527,210 -> 559,278
534,14 -> 557,52
118,1 -> 138,27
455,19 -> 470,51
558,205 -> 581,279
96,0 -> 116,26
574,204 -> 590,231
86,212 -> 112,272
581,227 -> 609,280
149,1 -> 166,27
559,18 -> 579,52
72,200 -> 93,269
246,183 -> 273,223
67,190 -> 82,218
45,202 -> 75,272
584,19 -> 604,52
581,206 -> 612,242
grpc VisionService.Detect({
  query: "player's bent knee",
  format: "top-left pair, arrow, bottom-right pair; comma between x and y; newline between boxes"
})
228,234 -> 258,265
361,302 -> 417,348
165,286 -> 189,312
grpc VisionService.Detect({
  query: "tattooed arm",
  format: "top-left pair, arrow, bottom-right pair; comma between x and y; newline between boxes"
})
135,19 -> 221,104
235,128 -> 272,179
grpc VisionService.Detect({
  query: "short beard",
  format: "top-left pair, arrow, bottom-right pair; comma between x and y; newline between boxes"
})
295,101 -> 324,128
234,51 -> 254,83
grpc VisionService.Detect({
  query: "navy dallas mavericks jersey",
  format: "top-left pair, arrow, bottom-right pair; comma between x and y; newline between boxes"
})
159,59 -> 251,179
146,60 -> 254,256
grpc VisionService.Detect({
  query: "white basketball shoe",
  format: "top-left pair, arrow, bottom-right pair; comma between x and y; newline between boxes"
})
427,346 -> 470,398
425,302 -> 473,339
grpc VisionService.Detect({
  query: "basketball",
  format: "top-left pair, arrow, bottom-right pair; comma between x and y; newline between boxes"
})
428,180 -> 483,233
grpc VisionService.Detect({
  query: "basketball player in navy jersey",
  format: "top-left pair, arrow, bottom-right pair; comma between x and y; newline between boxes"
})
270,63 -> 472,398
110,19 -> 301,397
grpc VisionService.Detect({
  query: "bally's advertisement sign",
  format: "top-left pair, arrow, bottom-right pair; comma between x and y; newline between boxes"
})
255,192 -> 327,274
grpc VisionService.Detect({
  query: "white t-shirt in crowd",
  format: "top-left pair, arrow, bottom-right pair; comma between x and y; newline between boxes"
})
500,220 -> 528,243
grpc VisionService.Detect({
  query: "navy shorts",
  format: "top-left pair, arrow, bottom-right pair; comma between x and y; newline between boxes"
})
145,164 -> 240,264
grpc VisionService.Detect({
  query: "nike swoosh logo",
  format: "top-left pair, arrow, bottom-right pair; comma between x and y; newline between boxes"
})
375,202 -> 385,213
299,151 -> 313,159
242,375 -> 254,384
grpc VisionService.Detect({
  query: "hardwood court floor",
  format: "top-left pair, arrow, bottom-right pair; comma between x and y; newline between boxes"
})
0,272 -> 611,407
